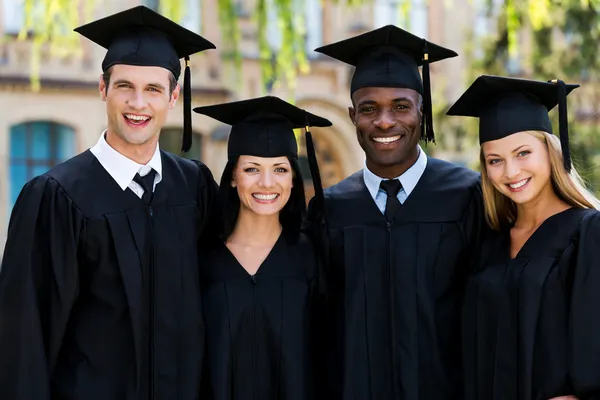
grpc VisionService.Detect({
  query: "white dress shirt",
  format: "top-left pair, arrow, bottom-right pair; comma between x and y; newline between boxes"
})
90,131 -> 162,199
362,145 -> 428,214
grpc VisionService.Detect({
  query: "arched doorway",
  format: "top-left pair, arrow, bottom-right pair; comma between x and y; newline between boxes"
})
298,126 -> 346,202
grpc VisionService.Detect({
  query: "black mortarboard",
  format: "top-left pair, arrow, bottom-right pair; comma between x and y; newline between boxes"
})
314,25 -> 457,143
74,5 -> 216,153
446,75 -> 579,171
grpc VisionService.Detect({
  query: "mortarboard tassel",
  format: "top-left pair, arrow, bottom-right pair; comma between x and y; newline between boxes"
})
304,113 -> 324,209
549,79 -> 572,172
421,40 -> 435,143
182,56 -> 192,153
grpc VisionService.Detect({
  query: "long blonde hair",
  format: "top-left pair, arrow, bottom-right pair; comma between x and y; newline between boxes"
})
480,130 -> 600,230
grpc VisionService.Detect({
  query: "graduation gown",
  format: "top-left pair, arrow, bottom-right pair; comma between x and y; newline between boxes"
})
462,207 -> 600,400
304,157 -> 484,400
0,150 -> 218,400
200,231 -> 326,400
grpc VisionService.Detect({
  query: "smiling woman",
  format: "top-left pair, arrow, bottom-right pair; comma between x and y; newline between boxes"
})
193,96 -> 334,399
448,75 -> 600,400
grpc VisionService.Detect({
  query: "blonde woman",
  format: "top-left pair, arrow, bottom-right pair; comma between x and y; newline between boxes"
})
448,75 -> 600,400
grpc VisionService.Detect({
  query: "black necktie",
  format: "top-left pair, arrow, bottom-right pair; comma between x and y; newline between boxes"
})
133,169 -> 156,205
380,179 -> 402,221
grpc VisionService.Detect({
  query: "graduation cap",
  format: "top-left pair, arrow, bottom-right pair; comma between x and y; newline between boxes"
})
446,75 -> 579,172
314,25 -> 457,143
74,5 -> 216,153
193,96 -> 332,204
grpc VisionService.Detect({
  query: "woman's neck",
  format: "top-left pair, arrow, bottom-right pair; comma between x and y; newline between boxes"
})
514,185 -> 571,230
227,208 -> 282,247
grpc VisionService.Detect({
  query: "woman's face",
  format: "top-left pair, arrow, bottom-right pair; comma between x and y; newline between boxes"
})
232,155 -> 293,217
482,131 -> 553,206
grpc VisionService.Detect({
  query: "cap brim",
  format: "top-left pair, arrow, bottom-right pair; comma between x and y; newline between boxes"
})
193,96 -> 333,128
314,24 -> 457,66
447,75 -> 580,117
74,5 -> 215,58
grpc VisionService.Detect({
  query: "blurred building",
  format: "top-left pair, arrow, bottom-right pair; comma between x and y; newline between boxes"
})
0,0 -> 490,250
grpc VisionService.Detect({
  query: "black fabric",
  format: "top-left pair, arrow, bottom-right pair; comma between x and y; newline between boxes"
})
314,25 -> 456,95
0,150 -> 219,400
380,179 -> 402,221
303,157 -> 486,399
133,169 -> 157,205
193,96 -> 332,160
199,232 -> 328,400
462,208 -> 600,400
73,5 -> 215,79
446,75 -> 579,145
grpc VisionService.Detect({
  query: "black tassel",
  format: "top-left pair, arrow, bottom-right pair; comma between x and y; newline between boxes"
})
421,40 -> 435,144
181,56 -> 192,153
304,114 -> 324,210
549,79 -> 572,172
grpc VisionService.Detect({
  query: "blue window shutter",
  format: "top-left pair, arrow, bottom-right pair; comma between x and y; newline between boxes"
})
8,121 -> 76,213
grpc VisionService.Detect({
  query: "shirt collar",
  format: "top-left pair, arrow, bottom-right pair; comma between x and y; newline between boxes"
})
363,145 -> 428,199
90,131 -> 163,191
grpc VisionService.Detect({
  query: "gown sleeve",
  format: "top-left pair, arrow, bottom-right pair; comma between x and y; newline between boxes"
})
0,176 -> 84,400
461,179 -> 489,274
303,196 -> 331,273
569,211 -> 600,400
304,198 -> 341,399
307,236 -> 331,400
194,161 -> 220,247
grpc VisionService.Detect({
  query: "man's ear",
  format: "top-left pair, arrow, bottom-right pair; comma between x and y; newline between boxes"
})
99,74 -> 107,101
348,106 -> 356,126
169,83 -> 181,109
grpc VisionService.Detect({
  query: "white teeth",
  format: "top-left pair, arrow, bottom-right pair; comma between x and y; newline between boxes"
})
125,114 -> 150,122
509,178 -> 529,189
373,135 -> 401,143
253,193 -> 278,200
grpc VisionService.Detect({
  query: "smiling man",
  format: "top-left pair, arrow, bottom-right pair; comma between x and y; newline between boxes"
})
305,26 -> 486,399
0,6 -> 218,400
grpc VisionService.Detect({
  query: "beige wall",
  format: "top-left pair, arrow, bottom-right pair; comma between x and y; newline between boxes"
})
0,0 -> 482,252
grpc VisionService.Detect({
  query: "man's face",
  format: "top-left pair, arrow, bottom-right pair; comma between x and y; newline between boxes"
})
349,86 -> 422,176
99,64 -> 179,147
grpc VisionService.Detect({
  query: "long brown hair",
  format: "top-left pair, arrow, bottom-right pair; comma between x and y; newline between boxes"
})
480,130 -> 600,230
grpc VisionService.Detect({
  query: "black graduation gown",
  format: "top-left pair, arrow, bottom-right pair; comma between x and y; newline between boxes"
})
200,232 -> 326,400
462,207 -> 600,400
0,150 -> 218,400
304,157 -> 484,400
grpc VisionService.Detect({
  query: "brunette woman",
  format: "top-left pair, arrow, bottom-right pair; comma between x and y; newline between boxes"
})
193,96 -> 331,400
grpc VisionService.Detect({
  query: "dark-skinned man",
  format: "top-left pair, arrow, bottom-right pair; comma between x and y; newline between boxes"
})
304,25 -> 485,400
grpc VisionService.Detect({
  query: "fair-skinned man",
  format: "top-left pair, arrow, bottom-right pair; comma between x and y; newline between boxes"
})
305,25 -> 486,400
0,6 -> 218,400
100,64 -> 179,163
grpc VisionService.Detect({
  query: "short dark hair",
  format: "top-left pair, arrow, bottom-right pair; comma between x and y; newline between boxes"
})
218,156 -> 307,239
102,66 -> 178,95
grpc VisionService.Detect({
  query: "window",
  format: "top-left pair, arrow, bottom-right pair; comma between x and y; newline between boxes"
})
305,0 -> 322,54
181,0 -> 202,33
9,121 -> 76,209
142,0 -> 160,11
159,128 -> 203,160
142,0 -> 201,33
2,0 -> 24,34
373,0 -> 428,38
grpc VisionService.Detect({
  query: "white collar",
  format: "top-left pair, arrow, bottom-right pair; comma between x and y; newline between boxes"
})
363,145 -> 428,200
90,131 -> 163,191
